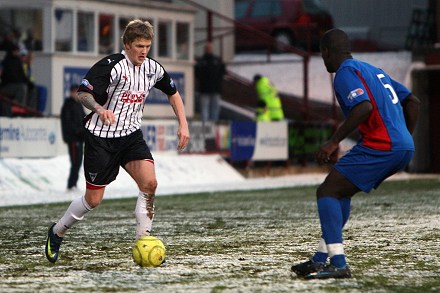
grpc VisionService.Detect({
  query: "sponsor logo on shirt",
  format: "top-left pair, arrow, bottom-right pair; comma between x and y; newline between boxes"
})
347,88 -> 364,101
120,90 -> 146,103
81,79 -> 93,90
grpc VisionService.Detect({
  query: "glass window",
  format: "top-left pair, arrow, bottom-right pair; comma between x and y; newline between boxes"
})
158,20 -> 172,58
234,1 -> 250,19
303,0 -> 328,14
77,12 -> 94,52
55,9 -> 73,52
99,14 -> 114,54
0,8 -> 43,52
249,0 -> 281,18
176,22 -> 189,60
118,17 -> 131,51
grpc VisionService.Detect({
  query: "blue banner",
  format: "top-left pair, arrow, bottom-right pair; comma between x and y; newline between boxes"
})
230,121 -> 256,161
63,67 -> 89,98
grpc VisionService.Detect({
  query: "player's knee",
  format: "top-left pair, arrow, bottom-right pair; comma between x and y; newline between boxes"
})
316,184 -> 326,198
84,196 -> 102,209
139,178 -> 158,194
316,183 -> 339,199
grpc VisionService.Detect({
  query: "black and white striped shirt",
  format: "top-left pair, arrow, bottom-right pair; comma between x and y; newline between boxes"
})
79,50 -> 177,138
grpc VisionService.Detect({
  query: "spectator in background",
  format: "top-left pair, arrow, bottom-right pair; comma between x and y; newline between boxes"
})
195,42 -> 225,123
20,48 -> 38,110
60,84 -> 86,192
253,74 -> 284,121
24,28 -> 42,51
0,30 -> 19,51
0,43 -> 30,107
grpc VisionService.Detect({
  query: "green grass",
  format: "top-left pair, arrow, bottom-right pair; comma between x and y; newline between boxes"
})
0,179 -> 439,292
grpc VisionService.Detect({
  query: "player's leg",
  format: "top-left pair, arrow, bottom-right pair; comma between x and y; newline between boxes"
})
56,189 -> 103,236
306,169 -> 358,277
45,131 -> 119,263
124,159 -> 157,240
311,197 -> 351,263
45,187 -> 104,263
303,148 -> 413,279
314,148 -> 414,272
54,131 -> 116,236
292,169 -> 357,277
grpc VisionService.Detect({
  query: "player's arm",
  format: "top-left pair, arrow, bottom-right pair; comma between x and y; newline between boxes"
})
316,101 -> 372,164
77,91 -> 114,126
154,68 -> 190,150
401,93 -> 420,134
168,91 -> 190,151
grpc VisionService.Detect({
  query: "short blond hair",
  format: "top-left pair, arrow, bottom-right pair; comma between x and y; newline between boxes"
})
122,19 -> 154,45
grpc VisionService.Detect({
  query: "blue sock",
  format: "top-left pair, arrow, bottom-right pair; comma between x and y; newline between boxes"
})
340,197 -> 351,227
330,255 -> 346,268
312,251 -> 327,264
312,198 -> 351,264
317,197 -> 346,268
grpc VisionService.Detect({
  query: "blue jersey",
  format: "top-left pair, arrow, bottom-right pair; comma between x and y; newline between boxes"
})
334,59 -> 414,151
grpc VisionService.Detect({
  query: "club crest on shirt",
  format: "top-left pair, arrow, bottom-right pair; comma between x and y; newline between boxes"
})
347,88 -> 364,101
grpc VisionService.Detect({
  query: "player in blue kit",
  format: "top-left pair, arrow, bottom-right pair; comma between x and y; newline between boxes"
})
291,28 -> 420,279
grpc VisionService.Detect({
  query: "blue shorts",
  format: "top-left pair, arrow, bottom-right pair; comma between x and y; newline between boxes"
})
335,145 -> 414,193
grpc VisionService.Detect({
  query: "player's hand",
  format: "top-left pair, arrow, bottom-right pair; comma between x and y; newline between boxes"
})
177,125 -> 190,151
96,108 -> 115,126
316,140 -> 339,164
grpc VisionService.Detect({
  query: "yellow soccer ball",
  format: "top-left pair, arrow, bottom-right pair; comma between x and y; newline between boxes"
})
132,236 -> 166,268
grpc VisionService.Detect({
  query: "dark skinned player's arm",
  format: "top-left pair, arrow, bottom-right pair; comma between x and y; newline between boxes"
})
401,93 -> 420,134
331,100 -> 373,144
316,101 -> 372,163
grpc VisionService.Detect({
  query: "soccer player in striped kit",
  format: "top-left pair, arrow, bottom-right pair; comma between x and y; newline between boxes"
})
45,19 -> 190,263
292,28 -> 420,278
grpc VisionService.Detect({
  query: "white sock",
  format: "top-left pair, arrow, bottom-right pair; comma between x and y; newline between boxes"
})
317,238 -> 328,253
135,191 -> 155,240
53,196 -> 93,237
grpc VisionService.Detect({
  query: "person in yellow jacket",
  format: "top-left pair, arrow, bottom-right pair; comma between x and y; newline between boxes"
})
253,74 -> 285,121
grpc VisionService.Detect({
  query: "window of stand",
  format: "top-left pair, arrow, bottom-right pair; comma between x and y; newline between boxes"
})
55,9 -> 73,52
0,7 -> 190,61
99,14 -> 115,55
77,11 -> 95,52
158,20 -> 172,58
176,22 -> 189,60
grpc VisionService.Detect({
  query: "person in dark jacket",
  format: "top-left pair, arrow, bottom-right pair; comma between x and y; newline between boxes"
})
195,42 -> 225,122
0,43 -> 31,108
61,84 -> 86,191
